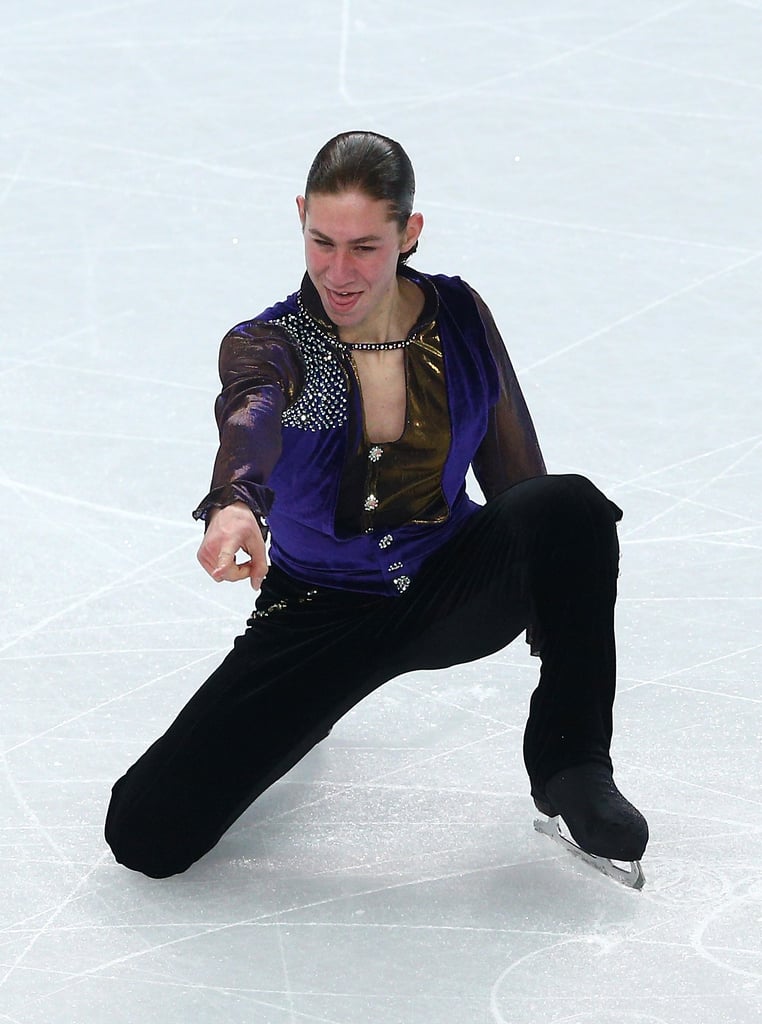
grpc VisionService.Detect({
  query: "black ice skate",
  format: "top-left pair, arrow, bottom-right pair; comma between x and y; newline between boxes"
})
533,763 -> 648,890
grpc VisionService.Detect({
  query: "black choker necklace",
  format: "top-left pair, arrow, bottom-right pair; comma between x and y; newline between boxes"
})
343,338 -> 411,351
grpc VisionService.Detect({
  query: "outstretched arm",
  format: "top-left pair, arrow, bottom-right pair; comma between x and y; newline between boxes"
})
193,323 -> 303,587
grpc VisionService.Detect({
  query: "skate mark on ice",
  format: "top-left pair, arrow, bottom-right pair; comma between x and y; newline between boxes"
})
0,312 -> 136,380
1,651 -> 219,757
521,252 -> 762,374
691,877 -> 762,981
0,850 -> 108,993
637,857 -> 733,908
253,726 -> 517,829
647,674 -> 762,704
0,476 -> 193,531
45,857 -> 561,986
593,43 -> 762,94
395,677 -> 521,731
621,438 -> 762,539
615,434 -> 762,488
342,1 -> 697,116
0,536 -> 198,657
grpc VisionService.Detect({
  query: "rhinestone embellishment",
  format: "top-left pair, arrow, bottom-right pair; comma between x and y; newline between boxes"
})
368,445 -> 384,462
276,300 -> 349,432
345,338 -> 411,351
378,534 -> 393,549
364,494 -> 379,511
387,561 -> 403,572
393,576 -> 411,593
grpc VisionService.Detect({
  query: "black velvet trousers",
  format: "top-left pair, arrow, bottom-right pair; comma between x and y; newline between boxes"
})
105,474 -> 622,878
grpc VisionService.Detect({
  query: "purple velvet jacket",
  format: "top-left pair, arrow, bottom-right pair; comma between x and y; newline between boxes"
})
194,267 -> 546,596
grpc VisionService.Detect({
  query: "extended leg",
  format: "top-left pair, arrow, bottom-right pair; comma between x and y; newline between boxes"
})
105,574 -> 393,877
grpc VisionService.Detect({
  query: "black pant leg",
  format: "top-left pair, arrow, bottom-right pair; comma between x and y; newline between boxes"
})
378,474 -> 621,798
516,475 -> 620,797
105,573 -> 393,878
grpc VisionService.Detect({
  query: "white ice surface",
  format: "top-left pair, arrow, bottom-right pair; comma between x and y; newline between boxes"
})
1,2 -> 761,1022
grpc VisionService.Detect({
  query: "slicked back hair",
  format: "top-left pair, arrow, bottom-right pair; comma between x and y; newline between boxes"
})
305,131 -> 418,265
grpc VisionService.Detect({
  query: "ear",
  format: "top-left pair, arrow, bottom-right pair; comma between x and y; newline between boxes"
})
401,211 -> 423,253
296,195 -> 307,228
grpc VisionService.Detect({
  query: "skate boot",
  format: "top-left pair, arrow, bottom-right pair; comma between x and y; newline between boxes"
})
534,763 -> 648,862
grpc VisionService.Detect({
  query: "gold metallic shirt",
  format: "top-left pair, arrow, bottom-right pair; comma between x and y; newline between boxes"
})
337,318 -> 451,534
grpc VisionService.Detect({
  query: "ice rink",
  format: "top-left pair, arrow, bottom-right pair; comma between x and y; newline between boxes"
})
2,1 -> 761,1021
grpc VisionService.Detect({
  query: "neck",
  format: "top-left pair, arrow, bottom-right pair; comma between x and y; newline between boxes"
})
339,279 -> 404,346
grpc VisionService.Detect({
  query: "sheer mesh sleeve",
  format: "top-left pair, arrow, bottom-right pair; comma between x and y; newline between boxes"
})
467,286 -> 546,656
468,285 -> 546,499
192,322 -> 304,523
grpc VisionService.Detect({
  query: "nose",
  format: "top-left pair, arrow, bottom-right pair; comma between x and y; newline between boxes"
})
328,248 -> 354,286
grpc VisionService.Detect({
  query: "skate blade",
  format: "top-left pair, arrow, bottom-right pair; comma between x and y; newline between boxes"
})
534,815 -> 645,891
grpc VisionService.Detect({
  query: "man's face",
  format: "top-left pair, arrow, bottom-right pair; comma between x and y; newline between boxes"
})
297,189 -> 418,332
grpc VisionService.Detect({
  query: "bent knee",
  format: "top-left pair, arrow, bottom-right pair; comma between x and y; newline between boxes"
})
105,785 -> 197,879
564,474 -> 622,521
534,474 -> 622,527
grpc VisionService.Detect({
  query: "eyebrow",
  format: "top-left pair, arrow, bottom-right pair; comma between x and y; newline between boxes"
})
308,228 -> 383,244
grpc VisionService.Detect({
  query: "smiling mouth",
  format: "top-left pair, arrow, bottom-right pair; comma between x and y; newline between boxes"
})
326,288 -> 362,309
